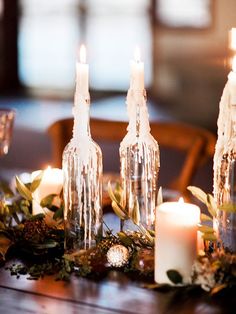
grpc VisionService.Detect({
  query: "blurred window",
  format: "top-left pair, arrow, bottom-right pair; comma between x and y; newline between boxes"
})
18,0 -> 152,92
0,0 -> 3,19
157,0 -> 212,28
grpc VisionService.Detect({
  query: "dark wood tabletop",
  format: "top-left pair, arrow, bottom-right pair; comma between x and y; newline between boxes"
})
0,260 -> 235,314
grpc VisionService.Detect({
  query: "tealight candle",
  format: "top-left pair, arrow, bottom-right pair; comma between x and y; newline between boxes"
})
31,166 -> 63,215
130,47 -> 144,91
76,44 -> 89,96
155,198 -> 200,284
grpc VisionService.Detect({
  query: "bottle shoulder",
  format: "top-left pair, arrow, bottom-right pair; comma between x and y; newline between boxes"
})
120,131 -> 159,149
63,137 -> 102,155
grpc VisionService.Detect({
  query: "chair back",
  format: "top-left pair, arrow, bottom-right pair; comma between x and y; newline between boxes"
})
47,118 -> 216,196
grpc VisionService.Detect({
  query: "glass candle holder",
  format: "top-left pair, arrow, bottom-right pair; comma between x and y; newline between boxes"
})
120,90 -> 160,231
63,97 -> 103,252
215,150 -> 236,252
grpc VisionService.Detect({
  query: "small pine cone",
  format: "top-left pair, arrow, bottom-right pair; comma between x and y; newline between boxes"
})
97,236 -> 119,253
23,219 -> 50,243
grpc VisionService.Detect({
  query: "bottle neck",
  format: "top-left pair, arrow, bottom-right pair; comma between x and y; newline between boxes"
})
73,93 -> 91,141
127,89 -> 150,138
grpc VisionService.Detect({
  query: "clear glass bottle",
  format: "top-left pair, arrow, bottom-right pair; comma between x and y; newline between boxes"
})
63,94 -> 103,252
215,149 -> 236,252
120,89 -> 160,231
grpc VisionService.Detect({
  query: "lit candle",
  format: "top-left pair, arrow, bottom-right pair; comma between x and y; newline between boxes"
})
230,28 -> 236,51
228,56 -> 236,105
130,47 -> 144,91
76,44 -> 89,95
31,166 -> 63,215
155,198 -> 200,284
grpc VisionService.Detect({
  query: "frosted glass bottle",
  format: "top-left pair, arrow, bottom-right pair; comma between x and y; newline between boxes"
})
63,95 -> 103,252
120,89 -> 160,231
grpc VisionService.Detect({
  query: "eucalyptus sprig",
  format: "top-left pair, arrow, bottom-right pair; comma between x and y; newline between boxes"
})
187,186 -> 217,243
0,172 -> 64,262
107,182 -> 158,246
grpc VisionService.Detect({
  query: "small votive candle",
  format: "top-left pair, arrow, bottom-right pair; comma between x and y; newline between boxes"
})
155,198 -> 200,284
31,166 -> 63,215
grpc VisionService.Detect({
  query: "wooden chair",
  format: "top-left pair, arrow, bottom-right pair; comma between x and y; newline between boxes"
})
47,118 -> 216,199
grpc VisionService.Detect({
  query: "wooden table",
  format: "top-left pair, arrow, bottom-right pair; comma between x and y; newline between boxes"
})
0,261 -> 235,314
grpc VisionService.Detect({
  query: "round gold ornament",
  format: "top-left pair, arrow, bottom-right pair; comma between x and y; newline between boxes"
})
107,244 -> 129,267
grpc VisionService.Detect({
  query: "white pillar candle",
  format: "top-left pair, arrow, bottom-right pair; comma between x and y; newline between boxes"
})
228,56 -> 236,105
155,198 -> 200,285
130,47 -> 144,91
76,44 -> 89,96
230,28 -> 236,51
31,166 -> 63,215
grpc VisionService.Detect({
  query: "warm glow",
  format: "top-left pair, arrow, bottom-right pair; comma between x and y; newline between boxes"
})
46,165 -> 51,171
232,55 -> 236,72
80,44 -> 86,64
158,201 -> 200,226
230,28 -> 236,50
178,197 -> 184,204
134,46 -> 141,63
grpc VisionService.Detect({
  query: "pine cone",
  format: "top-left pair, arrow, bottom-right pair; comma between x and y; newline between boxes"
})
97,236 -> 119,253
23,219 -> 50,243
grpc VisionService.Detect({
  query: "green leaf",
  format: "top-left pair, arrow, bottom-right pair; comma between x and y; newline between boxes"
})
200,213 -> 213,222
157,186 -> 163,205
30,171 -> 43,192
198,225 -> 215,234
15,176 -> 32,201
147,229 -> 155,237
219,203 -> 236,213
138,224 -> 154,245
53,208 -> 63,220
108,181 -> 120,204
0,221 -> 5,230
0,182 -> 14,198
30,213 -> 45,220
111,201 -> 128,220
206,194 -> 217,218
210,284 -> 227,295
32,239 -> 58,249
187,186 -> 207,204
114,183 -> 123,204
166,270 -> 183,284
202,233 -> 217,241
131,199 -> 140,225
40,194 -> 57,208
117,231 -> 133,247
0,233 -> 12,260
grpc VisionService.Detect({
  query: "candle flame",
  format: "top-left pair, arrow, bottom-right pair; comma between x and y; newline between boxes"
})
232,55 -> 236,72
46,165 -> 51,170
134,46 -> 141,63
178,197 -> 184,204
80,44 -> 86,64
230,28 -> 236,51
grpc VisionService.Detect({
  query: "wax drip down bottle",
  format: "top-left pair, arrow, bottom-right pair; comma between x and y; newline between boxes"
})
63,45 -> 103,252
119,48 -> 160,231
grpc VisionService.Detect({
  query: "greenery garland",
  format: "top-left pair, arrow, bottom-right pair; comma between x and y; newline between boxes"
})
0,174 -> 235,295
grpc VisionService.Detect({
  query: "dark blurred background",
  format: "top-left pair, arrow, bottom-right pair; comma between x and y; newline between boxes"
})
0,0 -> 236,192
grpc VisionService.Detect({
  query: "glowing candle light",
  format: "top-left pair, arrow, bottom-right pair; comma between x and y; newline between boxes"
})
155,198 -> 200,284
130,46 -> 144,91
230,28 -> 236,51
31,166 -> 63,215
76,44 -> 89,95
228,56 -> 236,106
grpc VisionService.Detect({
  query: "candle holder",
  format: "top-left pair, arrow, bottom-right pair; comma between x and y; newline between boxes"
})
63,94 -> 103,252
120,89 -> 160,231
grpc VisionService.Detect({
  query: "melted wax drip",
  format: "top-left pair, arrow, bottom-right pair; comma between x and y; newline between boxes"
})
63,94 -> 102,252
